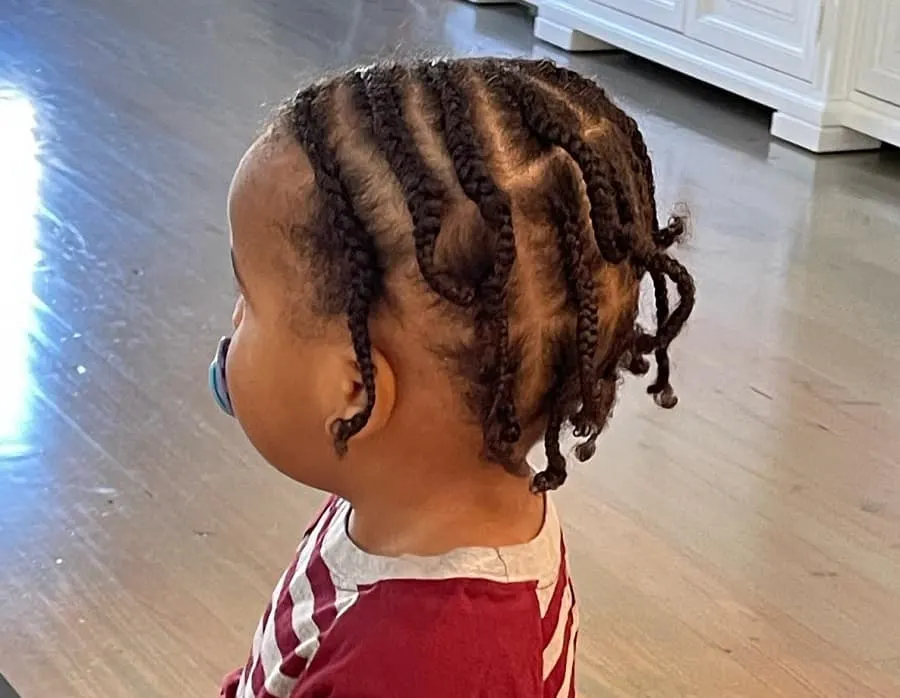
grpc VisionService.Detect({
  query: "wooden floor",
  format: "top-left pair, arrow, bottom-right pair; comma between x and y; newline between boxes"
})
1,1 -> 899,696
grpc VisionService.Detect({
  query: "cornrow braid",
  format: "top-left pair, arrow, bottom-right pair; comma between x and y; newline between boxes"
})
274,58 -> 695,493
362,65 -> 475,307
289,85 -> 383,454
549,160 -> 600,437
420,61 -> 521,459
518,60 -> 662,237
516,60 -> 694,420
469,61 -> 688,488
539,63 -> 691,256
515,61 -> 692,267
485,63 -> 631,265
490,62 -> 697,488
346,70 -> 373,135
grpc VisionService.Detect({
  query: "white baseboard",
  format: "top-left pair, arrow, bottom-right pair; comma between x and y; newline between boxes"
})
843,93 -> 900,149
538,1 -> 826,124
534,17 -> 615,52
770,112 -> 882,153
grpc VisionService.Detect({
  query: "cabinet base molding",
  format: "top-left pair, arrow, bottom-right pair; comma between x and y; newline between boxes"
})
770,112 -> 882,153
534,16 -> 615,52
532,0 -> 899,153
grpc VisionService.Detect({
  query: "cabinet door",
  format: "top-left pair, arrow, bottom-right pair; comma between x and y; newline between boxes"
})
599,0 -> 687,31
855,0 -> 900,106
685,0 -> 822,80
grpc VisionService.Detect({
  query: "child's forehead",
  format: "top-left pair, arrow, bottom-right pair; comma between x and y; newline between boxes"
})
231,131 -> 313,208
229,133 -> 314,238
227,133 -> 317,290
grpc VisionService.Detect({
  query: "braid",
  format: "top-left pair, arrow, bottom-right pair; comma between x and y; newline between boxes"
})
362,65 -> 475,307
648,253 -> 695,350
549,160 -> 600,436
539,63 -> 690,253
484,63 -> 631,265
474,59 -> 695,486
573,374 -> 618,462
289,85 -> 382,454
346,70 -> 374,135
533,394 -> 568,493
517,60 -> 667,242
647,267 -> 674,406
420,61 -> 521,458
511,60 -> 694,413
655,215 -> 686,249
272,58 -> 695,491
639,252 -> 695,408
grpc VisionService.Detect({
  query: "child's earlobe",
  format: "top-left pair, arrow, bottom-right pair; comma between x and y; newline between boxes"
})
323,346 -> 396,446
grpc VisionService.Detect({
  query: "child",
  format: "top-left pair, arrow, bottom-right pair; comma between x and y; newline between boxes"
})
210,58 -> 694,698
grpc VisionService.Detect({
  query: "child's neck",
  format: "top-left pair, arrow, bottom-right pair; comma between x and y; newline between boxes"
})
345,462 -> 544,558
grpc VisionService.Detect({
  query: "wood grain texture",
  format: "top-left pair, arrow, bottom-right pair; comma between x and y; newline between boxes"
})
0,1 -> 898,696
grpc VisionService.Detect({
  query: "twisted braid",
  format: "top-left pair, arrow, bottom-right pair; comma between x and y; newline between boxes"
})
638,252 -> 695,408
517,60 -> 661,235
420,61 -> 521,458
648,253 -> 695,350
484,63 -> 631,265
533,392 -> 568,493
647,268 -> 674,406
549,160 -> 600,436
655,215 -> 686,249
534,62 -> 691,253
516,60 -> 693,419
487,62 -> 696,488
346,70 -> 373,135
362,65 -> 475,307
573,374 -> 618,462
289,85 -> 383,454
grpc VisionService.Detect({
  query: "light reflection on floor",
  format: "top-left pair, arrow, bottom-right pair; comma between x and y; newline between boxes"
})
0,89 -> 41,460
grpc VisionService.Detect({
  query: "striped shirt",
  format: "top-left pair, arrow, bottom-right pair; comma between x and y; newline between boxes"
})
221,496 -> 578,698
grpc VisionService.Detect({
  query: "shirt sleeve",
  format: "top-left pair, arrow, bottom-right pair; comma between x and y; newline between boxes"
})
290,577 -> 544,698
219,498 -> 338,698
219,668 -> 242,698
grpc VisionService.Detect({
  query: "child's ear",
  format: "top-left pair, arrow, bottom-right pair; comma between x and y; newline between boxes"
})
323,345 -> 396,443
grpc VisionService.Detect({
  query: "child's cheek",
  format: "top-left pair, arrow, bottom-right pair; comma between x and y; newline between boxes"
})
224,322 -> 255,423
224,327 -> 305,476
225,329 -> 269,450
226,318 -> 284,424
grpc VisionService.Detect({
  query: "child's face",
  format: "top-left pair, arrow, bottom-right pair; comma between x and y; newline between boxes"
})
219,135 -> 395,492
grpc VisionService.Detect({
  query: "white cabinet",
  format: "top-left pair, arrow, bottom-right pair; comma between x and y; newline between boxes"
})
533,0 -> 900,152
601,0 -> 686,30
854,0 -> 900,105
684,0 -> 821,80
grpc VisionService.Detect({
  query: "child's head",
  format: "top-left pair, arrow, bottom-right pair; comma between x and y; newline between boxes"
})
214,58 -> 694,497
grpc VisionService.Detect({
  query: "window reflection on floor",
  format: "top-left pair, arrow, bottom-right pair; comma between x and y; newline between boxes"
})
0,89 -> 40,460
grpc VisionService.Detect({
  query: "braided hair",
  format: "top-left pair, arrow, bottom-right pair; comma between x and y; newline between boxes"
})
275,59 -> 695,490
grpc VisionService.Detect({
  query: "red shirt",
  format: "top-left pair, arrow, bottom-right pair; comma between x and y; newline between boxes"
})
221,497 -> 577,698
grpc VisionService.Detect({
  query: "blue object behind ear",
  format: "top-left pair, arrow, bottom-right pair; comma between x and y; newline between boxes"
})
209,336 -> 234,417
